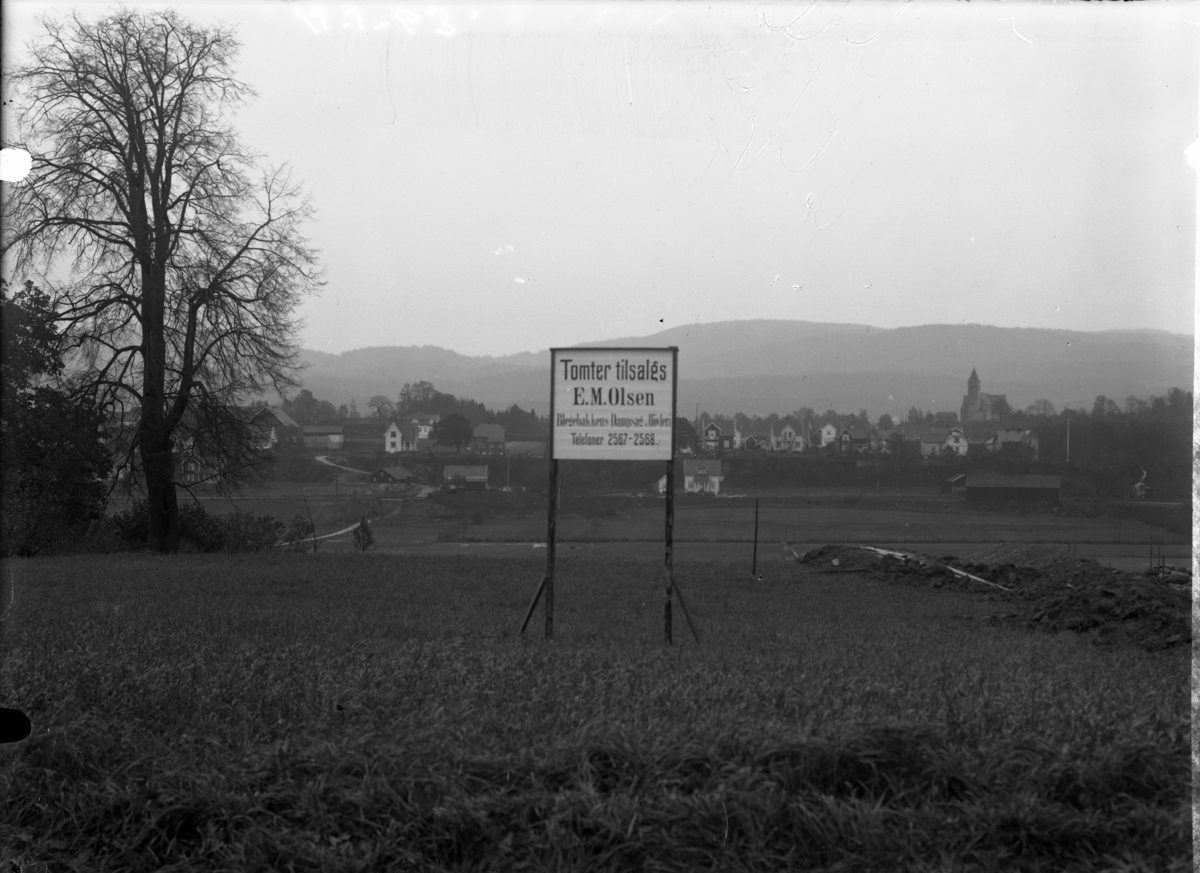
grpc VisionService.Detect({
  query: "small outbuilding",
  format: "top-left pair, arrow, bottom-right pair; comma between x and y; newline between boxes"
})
965,473 -> 1061,503
442,464 -> 489,491
943,473 -> 967,495
302,424 -> 344,450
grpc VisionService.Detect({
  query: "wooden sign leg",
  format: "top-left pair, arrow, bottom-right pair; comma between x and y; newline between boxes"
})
518,575 -> 548,636
664,458 -> 674,645
544,459 -> 559,640
518,459 -> 559,639
669,569 -> 701,644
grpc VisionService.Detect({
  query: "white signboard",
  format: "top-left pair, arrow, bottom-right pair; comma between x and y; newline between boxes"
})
551,347 -> 677,460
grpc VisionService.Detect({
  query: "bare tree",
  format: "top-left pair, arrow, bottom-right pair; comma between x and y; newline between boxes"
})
367,395 -> 395,421
1026,398 -> 1057,418
398,380 -> 437,414
3,8 -> 321,552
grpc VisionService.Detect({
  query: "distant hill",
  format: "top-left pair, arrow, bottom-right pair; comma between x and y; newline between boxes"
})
296,320 -> 1193,419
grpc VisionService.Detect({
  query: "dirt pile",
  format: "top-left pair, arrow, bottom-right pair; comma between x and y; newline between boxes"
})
791,543 -> 1190,653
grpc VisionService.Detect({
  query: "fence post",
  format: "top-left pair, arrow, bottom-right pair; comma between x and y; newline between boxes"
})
752,498 -> 759,578
664,456 -> 674,645
545,459 -> 559,640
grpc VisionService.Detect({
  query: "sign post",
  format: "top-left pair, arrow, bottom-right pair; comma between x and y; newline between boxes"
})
519,346 -> 697,643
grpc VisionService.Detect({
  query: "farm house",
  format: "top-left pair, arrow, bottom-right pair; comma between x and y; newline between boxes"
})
370,466 -> 412,491
965,474 -> 1061,503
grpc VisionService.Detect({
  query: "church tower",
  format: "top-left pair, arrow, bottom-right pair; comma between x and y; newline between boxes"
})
967,367 -> 980,399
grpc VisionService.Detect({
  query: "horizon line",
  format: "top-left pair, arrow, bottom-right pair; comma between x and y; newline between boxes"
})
302,319 -> 1195,359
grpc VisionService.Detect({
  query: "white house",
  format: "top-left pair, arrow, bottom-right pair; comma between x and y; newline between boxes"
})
918,427 -> 968,457
383,421 -> 420,453
683,459 -> 723,494
819,422 -> 839,447
773,419 -> 804,452
986,428 -> 1039,460
407,412 -> 440,440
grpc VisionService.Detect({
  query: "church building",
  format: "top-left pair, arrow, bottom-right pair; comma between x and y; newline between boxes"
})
960,368 -> 1008,423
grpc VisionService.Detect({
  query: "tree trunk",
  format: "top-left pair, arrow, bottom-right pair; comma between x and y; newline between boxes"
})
140,254 -> 179,553
142,444 -> 180,553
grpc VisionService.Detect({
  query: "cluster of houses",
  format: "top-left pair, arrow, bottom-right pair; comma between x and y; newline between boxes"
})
207,407 -> 515,456
367,463 -> 491,492
160,405 -> 511,486
382,414 -> 506,455
697,416 -> 1038,461
696,371 -> 1038,461
159,370 -> 1041,497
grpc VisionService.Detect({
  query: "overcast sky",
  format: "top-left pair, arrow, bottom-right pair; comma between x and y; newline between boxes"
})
6,1 -> 1197,357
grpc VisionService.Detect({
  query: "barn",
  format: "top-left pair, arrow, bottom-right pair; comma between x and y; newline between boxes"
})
965,473 -> 1061,503
442,464 -> 489,491
302,424 -> 344,450
943,473 -> 967,495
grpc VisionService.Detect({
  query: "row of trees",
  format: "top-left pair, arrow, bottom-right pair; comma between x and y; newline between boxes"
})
364,381 -> 546,436
276,379 -> 547,439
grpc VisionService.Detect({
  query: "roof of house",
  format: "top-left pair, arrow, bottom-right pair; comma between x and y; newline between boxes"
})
442,465 -> 488,480
375,466 -> 412,481
302,425 -> 344,435
682,459 -> 722,476
840,426 -> 869,440
384,421 -> 421,439
966,474 -> 1062,489
268,406 -> 299,429
473,423 -> 506,440
912,426 -> 961,442
702,419 -> 730,434
993,429 -> 1034,441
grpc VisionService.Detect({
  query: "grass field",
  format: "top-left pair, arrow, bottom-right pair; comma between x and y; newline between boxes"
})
0,552 -> 1189,872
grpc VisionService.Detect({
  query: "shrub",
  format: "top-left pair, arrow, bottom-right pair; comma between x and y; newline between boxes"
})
178,501 -> 226,552
352,514 -> 374,552
285,513 -> 316,553
218,511 -> 285,552
109,499 -> 149,548
106,499 -> 283,553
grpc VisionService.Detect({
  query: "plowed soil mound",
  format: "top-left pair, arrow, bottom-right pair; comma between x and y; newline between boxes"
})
794,543 -> 1190,653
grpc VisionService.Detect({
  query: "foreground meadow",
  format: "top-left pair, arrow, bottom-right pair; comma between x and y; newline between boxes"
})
0,553 -> 1189,872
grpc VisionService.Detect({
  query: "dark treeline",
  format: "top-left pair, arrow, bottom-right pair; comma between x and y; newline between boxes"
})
275,380 -> 546,438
